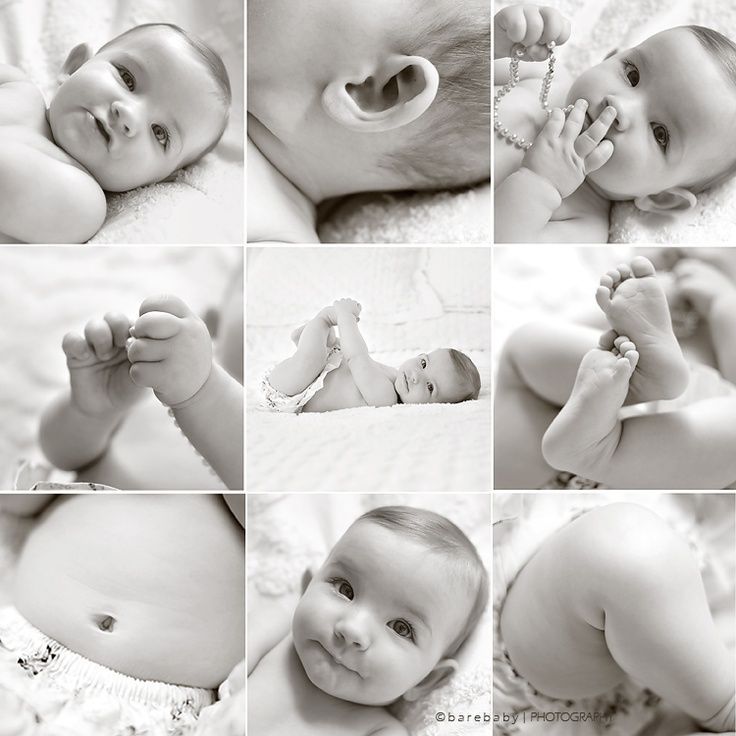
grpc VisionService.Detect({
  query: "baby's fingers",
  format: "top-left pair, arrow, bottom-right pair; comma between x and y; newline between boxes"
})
131,311 -> 181,340
62,332 -> 91,361
583,139 -> 614,175
84,318 -> 115,360
539,7 -> 571,48
104,312 -> 132,349
562,99 -> 588,140
496,5 -> 528,44
519,6 -> 545,48
575,106 -> 616,158
126,337 -> 170,364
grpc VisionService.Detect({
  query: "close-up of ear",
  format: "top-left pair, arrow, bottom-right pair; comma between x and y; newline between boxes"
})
634,187 -> 698,214
321,54 -> 439,133
57,42 -> 93,83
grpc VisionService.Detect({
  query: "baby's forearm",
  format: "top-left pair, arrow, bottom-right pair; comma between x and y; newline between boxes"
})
171,363 -> 243,490
494,168 -> 561,243
336,312 -> 369,360
38,392 -> 124,472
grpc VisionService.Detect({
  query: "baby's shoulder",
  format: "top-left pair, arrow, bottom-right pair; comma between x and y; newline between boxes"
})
247,136 -> 319,243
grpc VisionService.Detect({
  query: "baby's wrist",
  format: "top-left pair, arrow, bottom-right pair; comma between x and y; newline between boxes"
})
516,167 -> 563,208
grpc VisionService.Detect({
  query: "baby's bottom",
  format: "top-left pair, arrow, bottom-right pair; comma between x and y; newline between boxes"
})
0,607 -> 214,735
268,308 -> 335,397
500,504 -> 735,730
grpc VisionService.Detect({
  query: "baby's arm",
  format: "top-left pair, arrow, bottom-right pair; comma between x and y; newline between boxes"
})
335,299 -> 396,407
247,600 -> 293,675
127,295 -> 244,490
0,143 -> 106,243
39,312 -> 145,471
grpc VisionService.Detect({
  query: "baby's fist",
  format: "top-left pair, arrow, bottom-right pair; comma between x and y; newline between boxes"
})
332,298 -> 362,319
127,294 -> 212,407
495,5 -> 571,61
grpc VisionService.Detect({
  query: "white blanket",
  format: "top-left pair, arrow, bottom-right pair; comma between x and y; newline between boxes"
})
246,248 -> 491,492
248,493 -> 491,736
497,0 -> 736,242
1,0 -> 243,243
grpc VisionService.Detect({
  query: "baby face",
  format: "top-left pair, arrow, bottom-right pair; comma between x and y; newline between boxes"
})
567,28 -> 736,199
49,28 -> 226,191
395,349 -> 468,404
291,521 -> 473,705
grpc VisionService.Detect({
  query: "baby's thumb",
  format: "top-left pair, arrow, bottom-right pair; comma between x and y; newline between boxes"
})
584,140 -> 614,175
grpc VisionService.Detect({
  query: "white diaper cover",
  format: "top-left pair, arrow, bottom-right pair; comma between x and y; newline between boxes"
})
260,346 -> 342,413
0,606 -> 215,736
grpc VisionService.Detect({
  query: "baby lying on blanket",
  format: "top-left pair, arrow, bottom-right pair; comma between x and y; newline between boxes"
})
0,23 -> 231,243
37,277 -> 243,490
247,0 -> 490,243
495,502 -> 735,734
495,253 -> 736,490
261,298 -> 480,413
0,492 -> 245,736
249,505 -> 489,736
494,3 -> 736,243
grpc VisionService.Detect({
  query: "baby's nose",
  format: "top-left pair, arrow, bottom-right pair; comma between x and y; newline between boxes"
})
111,100 -> 140,137
603,95 -> 629,132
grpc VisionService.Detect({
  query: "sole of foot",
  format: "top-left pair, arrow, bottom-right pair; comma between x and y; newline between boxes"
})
595,256 -> 689,403
542,337 -> 639,479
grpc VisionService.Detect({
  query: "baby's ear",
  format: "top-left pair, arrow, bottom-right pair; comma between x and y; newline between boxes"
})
300,568 -> 313,594
402,658 -> 458,702
321,55 -> 439,133
58,42 -> 94,84
634,187 -> 698,214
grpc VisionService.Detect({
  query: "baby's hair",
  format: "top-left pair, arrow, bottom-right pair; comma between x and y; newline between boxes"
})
380,2 -> 490,189
98,23 -> 232,164
449,348 -> 481,401
684,25 -> 736,193
356,506 -> 489,658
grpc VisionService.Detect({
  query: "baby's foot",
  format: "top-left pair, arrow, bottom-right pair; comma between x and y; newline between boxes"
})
595,256 -> 689,403
542,336 -> 639,479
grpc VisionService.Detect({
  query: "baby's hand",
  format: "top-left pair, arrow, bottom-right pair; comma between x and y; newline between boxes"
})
673,259 -> 736,317
494,4 -> 571,61
332,298 -> 362,320
522,100 -> 616,198
62,312 -> 147,418
127,295 -> 213,407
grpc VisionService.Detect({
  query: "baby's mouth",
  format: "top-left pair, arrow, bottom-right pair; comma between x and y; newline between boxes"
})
93,113 -> 111,147
403,372 -> 409,392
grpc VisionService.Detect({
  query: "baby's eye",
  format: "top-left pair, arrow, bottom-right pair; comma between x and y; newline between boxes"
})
420,358 -> 427,369
623,60 -> 639,86
389,619 -> 415,640
329,578 -> 354,600
152,124 -> 170,149
115,65 -> 135,91
427,382 -> 434,394
651,123 -> 669,152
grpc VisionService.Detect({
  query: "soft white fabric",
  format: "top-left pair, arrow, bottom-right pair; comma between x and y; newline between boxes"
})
0,0 -> 243,243
247,493 -> 491,736
497,0 -> 736,242
246,248 -> 491,492
318,186 -> 491,245
0,246 -> 241,489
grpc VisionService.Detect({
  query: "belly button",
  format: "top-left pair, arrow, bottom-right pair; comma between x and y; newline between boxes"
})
95,615 -> 116,633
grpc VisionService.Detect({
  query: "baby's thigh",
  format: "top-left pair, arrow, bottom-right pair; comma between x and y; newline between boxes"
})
500,505 -> 661,699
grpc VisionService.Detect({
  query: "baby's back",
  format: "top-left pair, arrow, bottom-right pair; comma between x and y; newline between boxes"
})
0,70 -> 105,243
14,494 -> 244,688
249,635 -> 401,736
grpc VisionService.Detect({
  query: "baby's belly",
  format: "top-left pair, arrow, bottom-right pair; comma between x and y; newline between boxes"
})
13,494 -> 244,688
302,362 -> 367,412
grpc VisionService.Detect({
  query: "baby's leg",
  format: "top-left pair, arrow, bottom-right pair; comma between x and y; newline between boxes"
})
595,256 -> 689,402
494,323 -> 600,489
501,504 -> 735,729
268,307 -> 337,396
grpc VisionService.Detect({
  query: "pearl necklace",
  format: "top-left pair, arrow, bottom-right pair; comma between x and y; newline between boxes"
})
494,41 -> 574,150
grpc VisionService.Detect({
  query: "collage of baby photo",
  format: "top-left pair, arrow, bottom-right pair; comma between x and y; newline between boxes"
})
0,0 -> 733,735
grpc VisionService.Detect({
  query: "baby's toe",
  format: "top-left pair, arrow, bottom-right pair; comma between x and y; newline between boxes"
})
630,256 -> 656,278
62,332 -> 90,360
